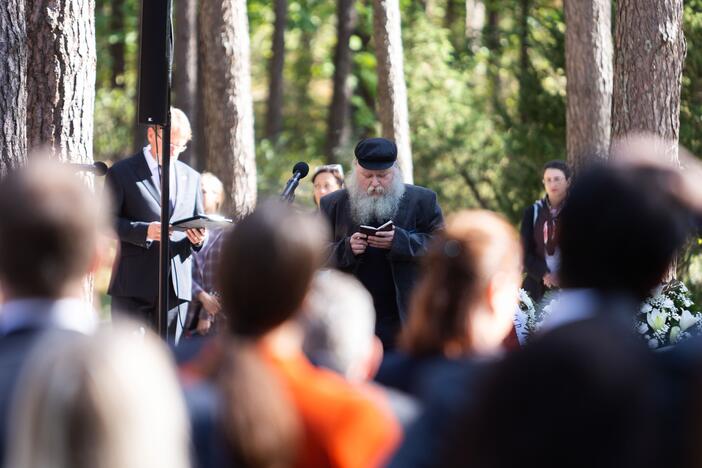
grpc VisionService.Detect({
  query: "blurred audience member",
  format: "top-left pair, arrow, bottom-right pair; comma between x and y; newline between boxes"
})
520,160 -> 571,301
312,164 -> 344,208
301,270 -> 420,427
543,163 -> 691,331
378,210 -> 522,399
186,172 -> 229,337
6,325 -> 190,468
383,210 -> 522,467
440,320 -> 660,468
220,202 -> 400,467
0,160 -> 109,463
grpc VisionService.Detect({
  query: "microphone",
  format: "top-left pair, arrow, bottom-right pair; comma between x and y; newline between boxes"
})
280,162 -> 309,202
67,161 -> 109,176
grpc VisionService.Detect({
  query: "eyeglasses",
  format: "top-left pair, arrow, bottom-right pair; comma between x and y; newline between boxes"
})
155,132 -> 188,153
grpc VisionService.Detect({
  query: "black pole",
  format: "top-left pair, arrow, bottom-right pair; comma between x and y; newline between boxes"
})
158,111 -> 172,340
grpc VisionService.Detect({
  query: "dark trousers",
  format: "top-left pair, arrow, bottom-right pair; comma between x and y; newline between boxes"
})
111,296 -> 189,344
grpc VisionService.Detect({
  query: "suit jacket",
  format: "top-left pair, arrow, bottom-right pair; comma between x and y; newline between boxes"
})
520,200 -> 549,301
320,185 -> 444,322
105,151 -> 204,304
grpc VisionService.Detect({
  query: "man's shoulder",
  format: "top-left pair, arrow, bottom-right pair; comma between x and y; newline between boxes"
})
404,184 -> 437,201
108,151 -> 143,174
175,160 -> 200,178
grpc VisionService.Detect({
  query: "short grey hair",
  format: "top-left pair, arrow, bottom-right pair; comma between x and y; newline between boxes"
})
301,270 -> 376,380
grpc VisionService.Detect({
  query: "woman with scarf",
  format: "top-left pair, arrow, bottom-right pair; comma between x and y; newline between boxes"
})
520,160 -> 572,302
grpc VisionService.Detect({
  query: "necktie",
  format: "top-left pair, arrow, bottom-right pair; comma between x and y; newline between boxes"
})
157,165 -> 175,212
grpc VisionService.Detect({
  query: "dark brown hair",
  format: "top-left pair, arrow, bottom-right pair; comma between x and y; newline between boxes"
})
400,210 -> 521,356
0,160 -> 110,298
218,201 -> 328,338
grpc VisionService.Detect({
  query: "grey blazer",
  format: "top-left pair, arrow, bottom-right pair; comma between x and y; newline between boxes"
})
105,151 -> 204,304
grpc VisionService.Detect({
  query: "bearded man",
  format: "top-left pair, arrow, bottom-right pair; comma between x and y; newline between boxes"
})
320,138 -> 444,350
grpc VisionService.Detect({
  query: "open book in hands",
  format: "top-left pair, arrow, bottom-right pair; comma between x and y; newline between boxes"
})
359,220 -> 394,236
171,214 -> 233,231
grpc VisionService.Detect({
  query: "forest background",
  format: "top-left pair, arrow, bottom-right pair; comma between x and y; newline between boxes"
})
93,0 -> 702,301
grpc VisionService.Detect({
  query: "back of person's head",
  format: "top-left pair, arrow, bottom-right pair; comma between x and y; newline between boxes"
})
301,270 -> 380,381
401,210 -> 522,356
559,164 -> 691,299
218,338 -> 301,468
0,159 -> 110,298
219,201 -> 328,338
542,160 -> 572,179
442,319 -> 658,468
6,324 -> 190,468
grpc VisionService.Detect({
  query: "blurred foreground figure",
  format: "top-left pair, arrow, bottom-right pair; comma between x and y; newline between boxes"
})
6,325 -> 190,468
301,270 -> 420,427
187,202 -> 400,468
385,210 -> 523,467
0,160 -> 109,464
437,162 -> 694,468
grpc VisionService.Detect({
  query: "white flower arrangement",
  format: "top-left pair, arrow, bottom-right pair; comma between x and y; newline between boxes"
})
516,281 -> 702,349
636,280 -> 702,349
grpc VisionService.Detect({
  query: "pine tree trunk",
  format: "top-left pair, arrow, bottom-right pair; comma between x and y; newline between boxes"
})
0,0 -> 27,175
200,0 -> 257,218
517,0 -> 530,124
326,0 -> 357,163
265,0 -> 287,142
25,0 -> 96,305
611,0 -> 686,163
373,0 -> 413,183
465,0 -> 486,47
25,0 -> 96,164
174,0 -> 199,167
564,0 -> 613,170
109,0 -> 125,88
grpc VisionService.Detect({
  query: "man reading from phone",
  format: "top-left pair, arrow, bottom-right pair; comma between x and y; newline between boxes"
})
320,138 -> 444,350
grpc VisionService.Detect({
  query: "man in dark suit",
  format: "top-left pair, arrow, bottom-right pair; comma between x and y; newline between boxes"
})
106,107 -> 206,343
320,138 -> 444,350
0,160 -> 109,464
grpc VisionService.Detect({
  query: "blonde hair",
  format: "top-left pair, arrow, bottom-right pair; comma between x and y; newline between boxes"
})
400,210 -> 522,356
6,324 -> 191,468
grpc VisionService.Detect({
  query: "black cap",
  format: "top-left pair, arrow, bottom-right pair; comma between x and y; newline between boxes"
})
354,138 -> 397,170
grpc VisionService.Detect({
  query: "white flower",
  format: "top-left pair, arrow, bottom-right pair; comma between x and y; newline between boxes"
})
647,310 -> 668,332
670,326 -> 681,343
662,298 -> 675,310
637,322 -> 649,335
679,310 -> 699,332
641,303 -> 653,314
648,338 -> 659,349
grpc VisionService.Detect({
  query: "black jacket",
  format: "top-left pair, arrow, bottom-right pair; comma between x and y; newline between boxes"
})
105,151 -> 204,304
320,184 -> 444,322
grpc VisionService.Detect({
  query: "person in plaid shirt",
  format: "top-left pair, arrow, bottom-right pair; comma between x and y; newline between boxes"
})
187,173 -> 230,336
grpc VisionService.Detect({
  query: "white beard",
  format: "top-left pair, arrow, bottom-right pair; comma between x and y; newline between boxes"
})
347,168 -> 406,225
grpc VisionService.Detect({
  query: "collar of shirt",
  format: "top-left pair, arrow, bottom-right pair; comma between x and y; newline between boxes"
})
0,298 -> 99,335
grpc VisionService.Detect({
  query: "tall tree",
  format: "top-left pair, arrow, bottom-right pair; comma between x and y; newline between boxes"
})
465,0 -> 486,47
200,0 -> 257,217
174,0 -> 199,167
109,0 -> 125,88
517,0 -> 531,125
0,0 -> 27,175
611,0 -> 687,162
373,0 -> 413,183
265,0 -> 287,142
326,0 -> 357,162
564,0 -> 613,170
25,0 -> 96,164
